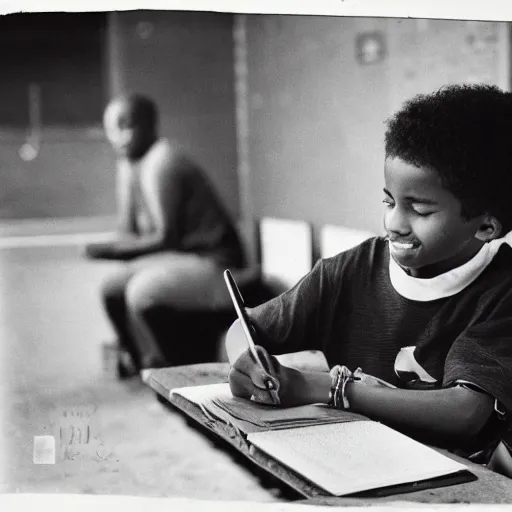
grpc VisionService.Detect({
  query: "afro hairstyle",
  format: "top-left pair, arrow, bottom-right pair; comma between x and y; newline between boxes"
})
385,84 -> 512,233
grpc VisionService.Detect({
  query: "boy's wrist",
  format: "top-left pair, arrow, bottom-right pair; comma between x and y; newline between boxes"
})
283,368 -> 331,406
328,365 -> 362,410
344,379 -> 357,411
277,366 -> 301,406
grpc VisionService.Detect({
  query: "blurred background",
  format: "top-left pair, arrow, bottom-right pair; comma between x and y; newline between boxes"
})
0,12 -> 508,241
0,10 -> 509,501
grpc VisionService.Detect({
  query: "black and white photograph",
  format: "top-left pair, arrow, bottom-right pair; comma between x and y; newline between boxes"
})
2,1 -> 512,511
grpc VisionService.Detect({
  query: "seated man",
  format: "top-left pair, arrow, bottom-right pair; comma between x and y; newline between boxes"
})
86,93 -> 245,376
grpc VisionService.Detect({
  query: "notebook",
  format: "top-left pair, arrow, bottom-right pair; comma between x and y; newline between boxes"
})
168,351 -> 475,497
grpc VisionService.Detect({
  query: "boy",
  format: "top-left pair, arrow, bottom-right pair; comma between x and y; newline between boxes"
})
225,84 -> 512,465
86,94 -> 245,374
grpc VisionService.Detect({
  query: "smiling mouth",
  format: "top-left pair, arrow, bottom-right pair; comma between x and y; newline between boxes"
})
388,240 -> 419,251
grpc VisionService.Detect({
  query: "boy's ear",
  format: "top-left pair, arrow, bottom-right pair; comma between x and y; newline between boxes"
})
474,215 -> 502,242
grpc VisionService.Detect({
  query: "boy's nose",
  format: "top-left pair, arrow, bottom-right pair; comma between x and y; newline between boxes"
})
384,206 -> 411,236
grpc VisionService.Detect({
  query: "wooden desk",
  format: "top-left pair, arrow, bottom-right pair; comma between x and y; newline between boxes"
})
145,363 -> 512,505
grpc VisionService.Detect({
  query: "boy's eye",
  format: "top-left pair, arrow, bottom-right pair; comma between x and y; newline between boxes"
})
382,198 -> 433,217
412,206 -> 434,217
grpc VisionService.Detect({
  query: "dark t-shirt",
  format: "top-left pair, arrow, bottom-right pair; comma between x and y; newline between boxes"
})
248,237 -> 512,457
158,153 -> 245,268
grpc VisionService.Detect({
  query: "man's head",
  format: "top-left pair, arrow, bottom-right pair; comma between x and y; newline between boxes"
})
383,84 -> 512,277
103,94 -> 158,160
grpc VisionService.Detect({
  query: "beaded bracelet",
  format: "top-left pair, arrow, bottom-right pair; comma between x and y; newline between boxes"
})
328,365 -> 354,410
328,365 -> 341,409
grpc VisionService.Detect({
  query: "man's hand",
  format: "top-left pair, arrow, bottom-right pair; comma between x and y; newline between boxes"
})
228,346 -> 307,407
84,242 -> 117,260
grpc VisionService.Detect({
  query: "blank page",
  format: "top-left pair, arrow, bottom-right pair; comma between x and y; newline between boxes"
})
170,383 -> 232,403
247,422 -> 468,496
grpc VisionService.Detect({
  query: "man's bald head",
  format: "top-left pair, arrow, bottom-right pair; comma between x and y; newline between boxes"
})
103,94 -> 159,160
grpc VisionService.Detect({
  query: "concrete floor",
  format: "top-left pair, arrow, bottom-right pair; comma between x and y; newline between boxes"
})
0,241 -> 283,502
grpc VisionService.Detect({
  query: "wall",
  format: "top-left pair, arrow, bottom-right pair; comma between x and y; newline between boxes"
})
239,16 -> 510,236
0,13 -> 115,221
0,11 -> 239,224
0,129 -> 115,220
1,14 -> 507,230
108,11 -> 240,219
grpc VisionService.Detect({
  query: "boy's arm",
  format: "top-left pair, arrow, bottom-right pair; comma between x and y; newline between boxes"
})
230,351 -> 494,443
345,380 -> 494,443
292,370 -> 494,442
366,305 -> 512,443
289,368 -> 494,442
286,371 -> 493,441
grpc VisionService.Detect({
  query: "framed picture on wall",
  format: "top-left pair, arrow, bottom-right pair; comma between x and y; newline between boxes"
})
355,31 -> 387,65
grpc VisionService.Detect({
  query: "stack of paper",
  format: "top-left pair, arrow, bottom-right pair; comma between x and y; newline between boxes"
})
171,383 -> 365,434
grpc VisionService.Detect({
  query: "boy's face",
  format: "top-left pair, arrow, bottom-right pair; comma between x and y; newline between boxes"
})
103,100 -> 146,160
383,157 -> 486,278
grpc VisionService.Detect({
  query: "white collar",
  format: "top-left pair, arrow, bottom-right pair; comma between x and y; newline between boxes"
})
389,232 -> 512,302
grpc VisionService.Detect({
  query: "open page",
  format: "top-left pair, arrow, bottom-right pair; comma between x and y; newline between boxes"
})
247,422 -> 469,496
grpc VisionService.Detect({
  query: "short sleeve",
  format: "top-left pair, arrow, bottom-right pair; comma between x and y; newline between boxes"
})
444,292 -> 512,414
247,259 -> 332,356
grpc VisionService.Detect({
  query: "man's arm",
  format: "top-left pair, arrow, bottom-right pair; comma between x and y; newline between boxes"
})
86,154 -> 182,260
85,162 -> 139,260
116,160 -> 137,235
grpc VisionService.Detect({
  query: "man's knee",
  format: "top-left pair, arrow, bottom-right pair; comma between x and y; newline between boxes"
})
126,261 -> 225,313
125,270 -> 168,317
100,269 -> 131,310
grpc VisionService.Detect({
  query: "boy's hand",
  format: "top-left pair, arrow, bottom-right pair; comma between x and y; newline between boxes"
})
228,346 -> 305,407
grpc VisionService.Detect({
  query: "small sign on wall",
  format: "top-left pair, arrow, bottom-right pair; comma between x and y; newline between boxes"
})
356,32 -> 386,65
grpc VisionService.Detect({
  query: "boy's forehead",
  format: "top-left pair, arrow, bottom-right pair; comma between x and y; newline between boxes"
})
384,157 -> 446,197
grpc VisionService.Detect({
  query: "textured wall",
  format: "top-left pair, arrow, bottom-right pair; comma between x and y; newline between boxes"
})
108,11 -> 240,219
0,129 -> 115,220
0,11 -> 239,222
240,16 -> 509,235
0,13 -> 114,221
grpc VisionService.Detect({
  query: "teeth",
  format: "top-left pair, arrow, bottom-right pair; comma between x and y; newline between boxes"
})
391,242 -> 415,249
